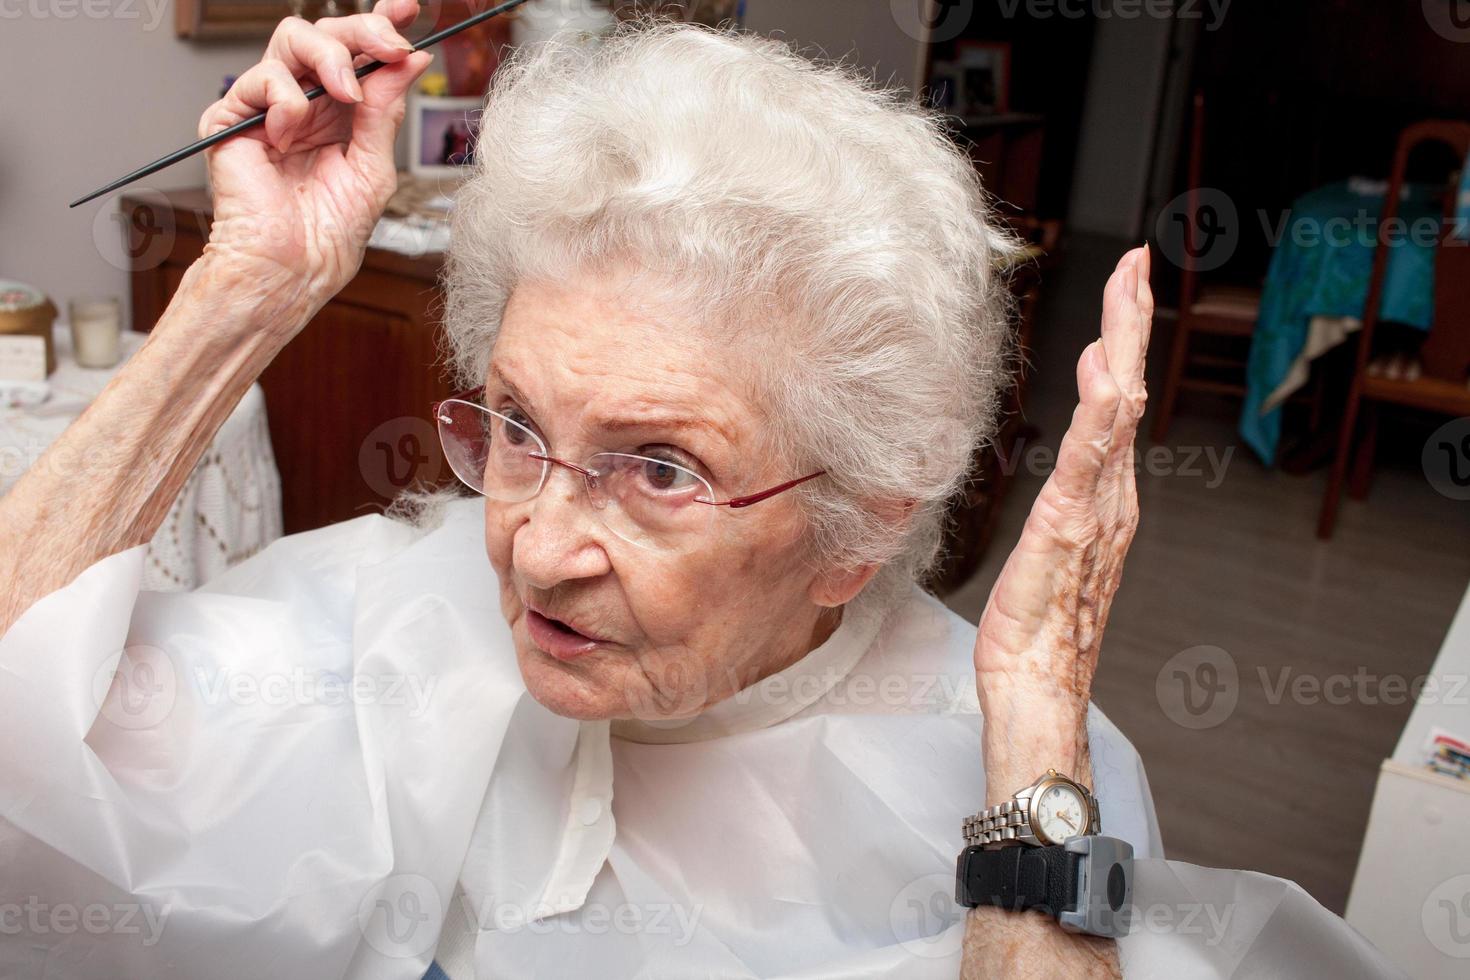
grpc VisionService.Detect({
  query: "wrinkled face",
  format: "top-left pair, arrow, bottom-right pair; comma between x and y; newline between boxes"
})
482,267 -> 842,721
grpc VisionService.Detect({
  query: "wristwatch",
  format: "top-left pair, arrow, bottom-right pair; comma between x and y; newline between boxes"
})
954,835 -> 1134,938
961,769 -> 1101,848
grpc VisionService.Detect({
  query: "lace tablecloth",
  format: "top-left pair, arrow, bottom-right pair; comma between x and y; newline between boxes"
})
0,326 -> 282,590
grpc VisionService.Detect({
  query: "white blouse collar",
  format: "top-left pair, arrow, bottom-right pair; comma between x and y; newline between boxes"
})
609,589 -> 891,744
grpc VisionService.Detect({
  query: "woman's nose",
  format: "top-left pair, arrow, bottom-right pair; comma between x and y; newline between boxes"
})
511,466 -> 612,590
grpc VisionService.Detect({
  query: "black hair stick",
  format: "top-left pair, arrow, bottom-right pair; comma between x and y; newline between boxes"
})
69,0 -> 532,208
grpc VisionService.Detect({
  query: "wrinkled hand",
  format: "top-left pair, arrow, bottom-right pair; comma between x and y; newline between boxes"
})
973,247 -> 1153,798
196,0 -> 433,307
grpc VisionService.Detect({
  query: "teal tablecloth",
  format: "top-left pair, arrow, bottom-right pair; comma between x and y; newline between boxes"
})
1240,180 -> 1437,464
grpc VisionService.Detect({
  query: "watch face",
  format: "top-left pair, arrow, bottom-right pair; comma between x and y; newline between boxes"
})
1034,782 -> 1088,843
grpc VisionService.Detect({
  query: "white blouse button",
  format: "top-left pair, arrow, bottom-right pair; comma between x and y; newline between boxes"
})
579,797 -> 605,826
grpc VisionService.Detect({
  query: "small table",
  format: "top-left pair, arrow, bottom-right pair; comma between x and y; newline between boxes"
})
1240,179 -> 1438,464
0,325 -> 282,590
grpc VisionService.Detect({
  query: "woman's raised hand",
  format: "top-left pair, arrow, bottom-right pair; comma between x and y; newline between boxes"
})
971,247 -> 1153,797
196,0 -> 433,307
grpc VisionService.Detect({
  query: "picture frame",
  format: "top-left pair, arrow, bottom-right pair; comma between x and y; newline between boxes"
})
408,94 -> 484,179
925,60 -> 964,116
176,0 -> 364,40
955,41 -> 1011,118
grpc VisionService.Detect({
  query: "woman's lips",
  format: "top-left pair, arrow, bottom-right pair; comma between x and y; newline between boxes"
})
525,608 -> 603,662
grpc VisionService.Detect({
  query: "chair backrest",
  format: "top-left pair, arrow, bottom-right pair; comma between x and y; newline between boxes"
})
1178,91 -> 1207,314
1364,120 -> 1470,384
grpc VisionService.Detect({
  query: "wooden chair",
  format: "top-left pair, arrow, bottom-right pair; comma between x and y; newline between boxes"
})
1317,120 -> 1470,538
1151,91 -> 1263,443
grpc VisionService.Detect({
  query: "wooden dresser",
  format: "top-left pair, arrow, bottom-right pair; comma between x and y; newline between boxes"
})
123,189 -> 455,534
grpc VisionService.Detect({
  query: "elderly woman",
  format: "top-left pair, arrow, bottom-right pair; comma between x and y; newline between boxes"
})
0,3 -> 1169,978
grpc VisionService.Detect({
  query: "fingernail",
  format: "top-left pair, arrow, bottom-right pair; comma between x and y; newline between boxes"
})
339,66 -> 364,102
377,27 -> 414,51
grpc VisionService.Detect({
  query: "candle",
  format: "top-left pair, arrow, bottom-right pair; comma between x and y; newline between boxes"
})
68,297 -> 123,369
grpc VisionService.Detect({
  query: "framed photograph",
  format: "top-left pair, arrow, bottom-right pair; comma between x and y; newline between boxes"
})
176,0 -> 362,40
925,60 -> 964,115
408,95 -> 484,179
955,41 -> 1011,118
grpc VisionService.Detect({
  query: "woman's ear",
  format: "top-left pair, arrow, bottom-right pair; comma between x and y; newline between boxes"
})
806,497 -> 917,607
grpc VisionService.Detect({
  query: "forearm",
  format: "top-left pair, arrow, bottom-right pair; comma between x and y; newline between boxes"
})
961,687 -> 1121,979
0,253 -> 316,631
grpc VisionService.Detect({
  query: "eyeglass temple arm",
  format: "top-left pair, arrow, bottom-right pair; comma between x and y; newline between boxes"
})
700,470 -> 826,509
432,385 -> 487,416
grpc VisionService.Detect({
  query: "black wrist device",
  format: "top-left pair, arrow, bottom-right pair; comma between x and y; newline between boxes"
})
954,835 -> 1134,938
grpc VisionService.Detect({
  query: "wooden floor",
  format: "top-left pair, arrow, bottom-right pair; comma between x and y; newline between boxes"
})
944,234 -> 1470,914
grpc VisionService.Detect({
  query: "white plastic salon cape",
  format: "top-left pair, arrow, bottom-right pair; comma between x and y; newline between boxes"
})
1,498 -> 1401,978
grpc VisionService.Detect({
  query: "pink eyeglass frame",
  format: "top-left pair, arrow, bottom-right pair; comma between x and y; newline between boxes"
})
433,386 -> 826,509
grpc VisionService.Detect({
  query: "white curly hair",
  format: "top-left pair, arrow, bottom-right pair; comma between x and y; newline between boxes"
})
440,19 -> 1021,597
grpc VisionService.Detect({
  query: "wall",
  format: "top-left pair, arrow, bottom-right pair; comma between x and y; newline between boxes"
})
742,0 -> 927,94
0,15 -> 259,330
1067,12 -> 1174,238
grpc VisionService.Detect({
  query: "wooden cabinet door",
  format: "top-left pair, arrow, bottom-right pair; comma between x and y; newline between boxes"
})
123,191 -> 456,535
259,276 -> 455,534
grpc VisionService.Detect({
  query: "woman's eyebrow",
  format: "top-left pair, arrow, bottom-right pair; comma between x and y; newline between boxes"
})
488,365 -> 536,414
